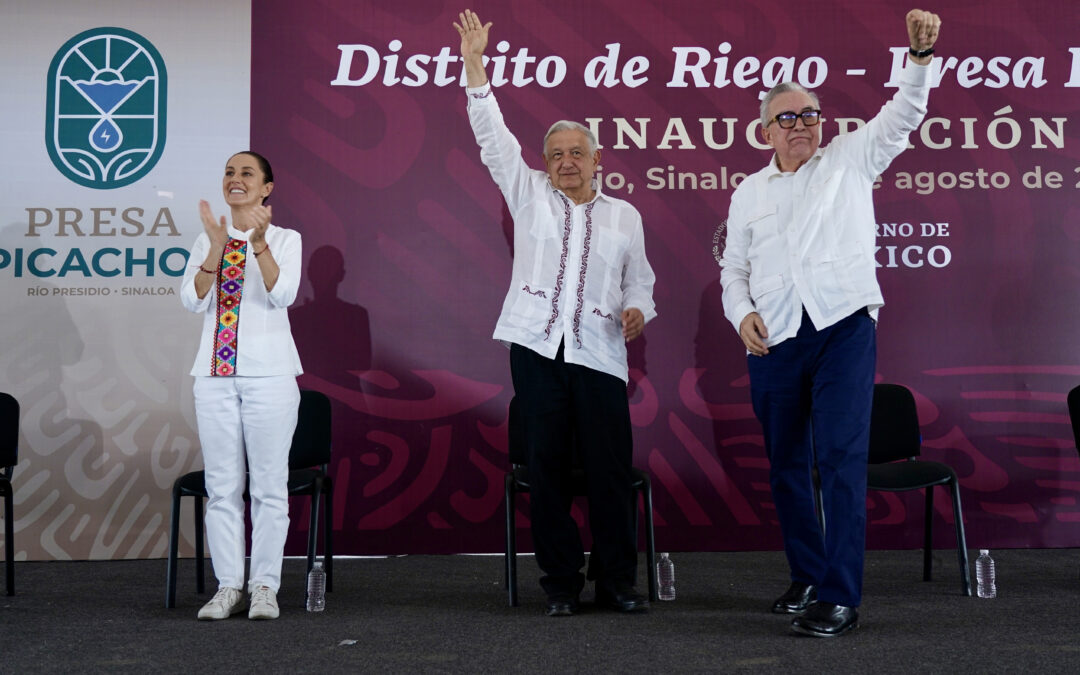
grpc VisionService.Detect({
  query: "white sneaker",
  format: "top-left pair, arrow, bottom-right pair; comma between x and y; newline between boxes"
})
248,585 -> 280,620
197,586 -> 245,620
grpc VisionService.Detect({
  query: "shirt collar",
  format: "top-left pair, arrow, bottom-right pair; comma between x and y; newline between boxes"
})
226,224 -> 272,241
766,148 -> 825,179
549,177 -> 607,205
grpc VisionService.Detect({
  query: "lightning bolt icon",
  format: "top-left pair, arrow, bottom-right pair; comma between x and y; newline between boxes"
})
101,129 -> 111,142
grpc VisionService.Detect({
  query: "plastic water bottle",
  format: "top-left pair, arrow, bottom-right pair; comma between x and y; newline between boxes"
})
306,561 -> 326,612
657,552 -> 675,601
975,549 -> 996,599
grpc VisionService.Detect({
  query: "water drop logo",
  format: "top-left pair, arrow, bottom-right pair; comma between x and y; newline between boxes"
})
45,27 -> 167,189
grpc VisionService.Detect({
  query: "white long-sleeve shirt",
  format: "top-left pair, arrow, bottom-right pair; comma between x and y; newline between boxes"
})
720,61 -> 932,348
467,82 -> 656,382
180,223 -> 303,377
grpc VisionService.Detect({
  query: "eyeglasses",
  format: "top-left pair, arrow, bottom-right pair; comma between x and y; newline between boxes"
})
767,109 -> 822,129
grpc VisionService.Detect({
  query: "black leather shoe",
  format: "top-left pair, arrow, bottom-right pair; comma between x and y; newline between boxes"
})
595,587 -> 649,613
771,582 -> 817,614
790,602 -> 858,637
545,593 -> 580,617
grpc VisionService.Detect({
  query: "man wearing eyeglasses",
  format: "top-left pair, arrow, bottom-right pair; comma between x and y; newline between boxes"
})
719,9 -> 942,637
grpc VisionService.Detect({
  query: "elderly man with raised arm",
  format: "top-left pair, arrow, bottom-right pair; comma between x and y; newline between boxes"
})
455,9 -> 656,617
719,9 -> 942,637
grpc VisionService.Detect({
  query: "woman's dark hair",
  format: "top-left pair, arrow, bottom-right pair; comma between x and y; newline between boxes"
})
231,150 -> 274,203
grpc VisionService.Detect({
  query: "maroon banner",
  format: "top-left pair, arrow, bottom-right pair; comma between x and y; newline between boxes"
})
252,0 -> 1080,554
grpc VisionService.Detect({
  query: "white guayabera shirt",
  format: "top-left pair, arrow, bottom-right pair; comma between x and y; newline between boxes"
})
721,62 -> 933,349
467,82 -> 657,383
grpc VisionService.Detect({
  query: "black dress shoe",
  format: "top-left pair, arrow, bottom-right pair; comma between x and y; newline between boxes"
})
545,593 -> 580,617
790,602 -> 858,637
595,587 -> 649,613
771,582 -> 817,614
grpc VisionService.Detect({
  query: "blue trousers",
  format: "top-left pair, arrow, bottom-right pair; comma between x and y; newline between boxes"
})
747,308 -> 875,607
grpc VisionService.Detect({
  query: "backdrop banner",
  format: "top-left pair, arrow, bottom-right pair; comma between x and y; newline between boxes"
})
0,0 -> 251,560
252,0 -> 1080,556
3,0 -> 1079,561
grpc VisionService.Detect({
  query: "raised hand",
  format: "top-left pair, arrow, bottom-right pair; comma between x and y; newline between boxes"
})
906,8 -> 941,52
453,9 -> 491,59
246,205 -> 273,249
198,200 -> 228,249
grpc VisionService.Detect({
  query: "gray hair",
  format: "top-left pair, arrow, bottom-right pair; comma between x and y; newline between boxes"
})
542,120 -> 598,158
759,82 -> 821,128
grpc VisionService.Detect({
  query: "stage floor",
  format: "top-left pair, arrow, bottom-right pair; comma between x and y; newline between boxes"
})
3,549 -> 1078,672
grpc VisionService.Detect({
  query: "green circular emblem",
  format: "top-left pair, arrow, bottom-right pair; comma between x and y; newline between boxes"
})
45,27 -> 168,189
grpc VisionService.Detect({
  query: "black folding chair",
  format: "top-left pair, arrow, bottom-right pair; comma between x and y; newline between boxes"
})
165,389 -> 334,608
503,397 -> 658,606
866,383 -> 971,596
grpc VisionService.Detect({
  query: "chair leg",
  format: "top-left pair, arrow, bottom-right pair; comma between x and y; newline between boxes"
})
641,476 -> 658,603
194,496 -> 205,595
505,473 -> 518,607
4,485 -> 14,596
307,478 -> 321,578
166,484 -> 182,608
948,478 -> 972,596
923,487 -> 935,582
324,480 -> 333,592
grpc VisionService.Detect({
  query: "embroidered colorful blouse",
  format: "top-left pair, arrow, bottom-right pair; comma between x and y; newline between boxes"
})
180,223 -> 303,377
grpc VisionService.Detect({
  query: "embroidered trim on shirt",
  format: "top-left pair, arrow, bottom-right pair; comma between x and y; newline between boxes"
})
467,90 -> 492,110
592,307 -> 614,321
522,283 -> 547,298
210,238 -> 248,376
543,195 -> 574,341
569,202 -> 595,348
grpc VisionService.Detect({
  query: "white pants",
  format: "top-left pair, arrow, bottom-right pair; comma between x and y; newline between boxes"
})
193,375 -> 299,592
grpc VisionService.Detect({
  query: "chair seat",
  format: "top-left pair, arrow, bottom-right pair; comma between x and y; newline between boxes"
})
509,466 -> 649,492
176,468 -> 327,497
176,471 -> 206,496
868,460 -> 957,492
287,468 -> 326,492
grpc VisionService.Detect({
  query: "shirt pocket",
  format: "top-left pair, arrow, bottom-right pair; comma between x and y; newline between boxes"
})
809,241 -> 869,312
590,304 -> 624,354
509,281 -> 555,323
745,206 -> 779,247
529,217 -> 563,242
533,200 -> 570,240
749,272 -> 784,305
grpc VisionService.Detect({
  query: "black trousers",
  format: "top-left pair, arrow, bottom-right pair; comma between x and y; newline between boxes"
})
510,342 -> 637,597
